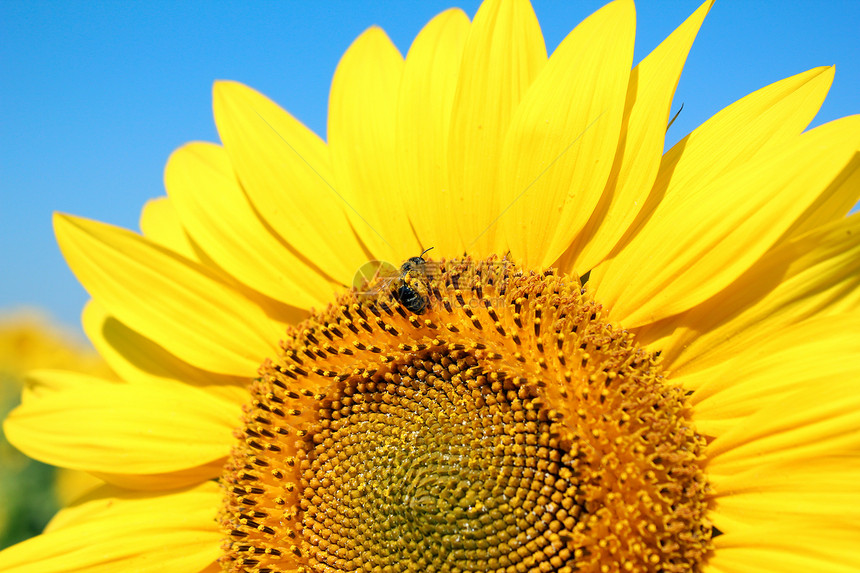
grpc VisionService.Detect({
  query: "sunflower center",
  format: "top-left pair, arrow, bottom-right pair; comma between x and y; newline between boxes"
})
220,257 -> 712,573
299,347 -> 573,572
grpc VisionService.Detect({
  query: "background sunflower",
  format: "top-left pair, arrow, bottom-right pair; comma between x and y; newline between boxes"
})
0,313 -> 106,549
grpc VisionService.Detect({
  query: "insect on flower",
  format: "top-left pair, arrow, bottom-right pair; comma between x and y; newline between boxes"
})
353,247 -> 436,315
394,247 -> 434,314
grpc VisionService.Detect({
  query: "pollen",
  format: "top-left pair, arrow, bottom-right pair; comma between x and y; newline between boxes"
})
219,257 -> 712,573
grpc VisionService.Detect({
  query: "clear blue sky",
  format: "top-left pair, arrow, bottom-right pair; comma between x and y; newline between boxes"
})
2,1 -> 859,336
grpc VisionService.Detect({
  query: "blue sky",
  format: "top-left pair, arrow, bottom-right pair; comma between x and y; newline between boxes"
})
1,1 -> 859,336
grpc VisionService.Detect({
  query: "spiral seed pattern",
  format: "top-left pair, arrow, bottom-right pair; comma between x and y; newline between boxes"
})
220,258 -> 712,573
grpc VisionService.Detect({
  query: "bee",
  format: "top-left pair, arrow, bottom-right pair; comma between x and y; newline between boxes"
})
394,247 -> 434,314
354,248 -> 436,314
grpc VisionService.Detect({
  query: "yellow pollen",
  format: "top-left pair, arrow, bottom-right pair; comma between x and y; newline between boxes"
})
220,257 -> 712,573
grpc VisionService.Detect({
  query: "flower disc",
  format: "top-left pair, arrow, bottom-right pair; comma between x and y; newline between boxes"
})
220,257 -> 712,573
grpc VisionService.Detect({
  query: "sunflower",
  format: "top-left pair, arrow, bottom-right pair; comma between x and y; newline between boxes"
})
2,0 -> 859,571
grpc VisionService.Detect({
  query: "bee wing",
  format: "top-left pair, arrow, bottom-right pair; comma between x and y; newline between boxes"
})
353,260 -> 400,296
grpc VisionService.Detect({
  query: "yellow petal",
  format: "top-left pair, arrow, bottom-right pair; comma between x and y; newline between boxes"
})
593,115 -> 860,327
82,300 -> 248,406
652,214 -> 860,375
90,460 -> 226,492
706,378 -> 860,474
52,470 -> 103,509
625,65 -> 834,250
711,456 -> 860,498
328,26 -> 416,262
709,457 -> 860,530
21,369 -> 117,405
590,65 -> 833,306
55,213 -> 283,377
140,195 -> 304,327
500,0 -> 634,267
684,314 -> 860,435
395,8 -> 470,258
0,483 -> 221,573
4,377 -> 239,476
708,522 -> 860,572
660,65 -> 834,186
166,141 -> 335,308
448,0 -> 546,256
781,154 -> 860,240
706,381 -> 860,558
562,0 -> 712,273
212,81 -> 367,284
708,460 -> 860,531
138,197 -> 198,260
714,483 -> 860,533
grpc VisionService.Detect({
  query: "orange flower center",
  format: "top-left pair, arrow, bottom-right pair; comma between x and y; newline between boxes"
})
220,257 -> 713,572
